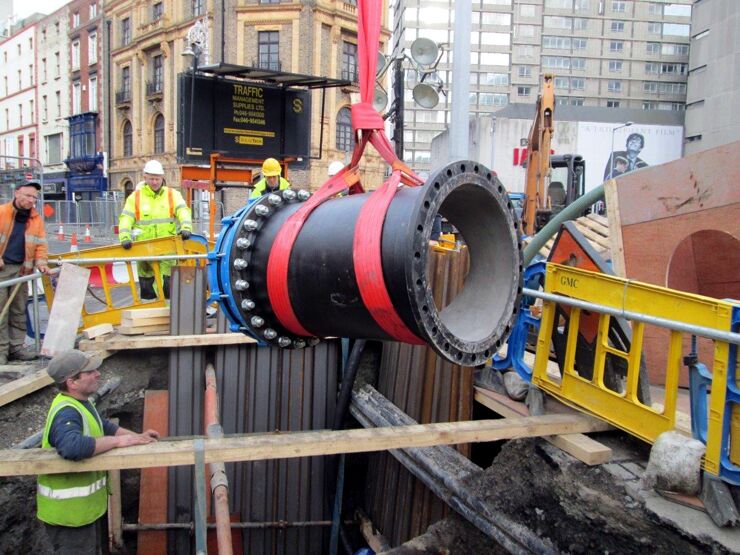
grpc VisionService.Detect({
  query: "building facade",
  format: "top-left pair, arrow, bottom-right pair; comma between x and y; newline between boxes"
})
106,0 -> 389,205
684,0 -> 739,155
36,5 -> 71,198
392,0 -> 693,172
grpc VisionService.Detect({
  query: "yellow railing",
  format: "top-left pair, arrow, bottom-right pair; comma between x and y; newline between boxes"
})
532,263 -> 736,476
42,236 -> 208,329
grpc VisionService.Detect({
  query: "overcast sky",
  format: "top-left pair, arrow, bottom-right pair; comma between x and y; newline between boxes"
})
15,0 -> 69,20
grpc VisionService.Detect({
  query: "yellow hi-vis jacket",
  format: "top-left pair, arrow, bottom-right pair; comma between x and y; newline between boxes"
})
37,394 -> 108,527
118,183 -> 192,243
249,176 -> 290,199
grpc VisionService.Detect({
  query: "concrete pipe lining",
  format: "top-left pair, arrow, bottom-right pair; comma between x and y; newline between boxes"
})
210,160 -> 522,365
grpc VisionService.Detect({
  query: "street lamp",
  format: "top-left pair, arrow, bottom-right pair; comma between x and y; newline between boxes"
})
182,19 -> 209,156
609,121 -> 633,179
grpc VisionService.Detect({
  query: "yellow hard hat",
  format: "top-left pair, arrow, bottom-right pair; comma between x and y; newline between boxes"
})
262,158 -> 282,177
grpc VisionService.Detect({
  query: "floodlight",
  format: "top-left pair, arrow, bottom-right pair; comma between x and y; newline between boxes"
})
410,38 -> 439,66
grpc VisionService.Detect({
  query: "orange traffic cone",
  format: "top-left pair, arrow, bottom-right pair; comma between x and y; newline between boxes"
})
84,225 -> 92,242
70,233 -> 79,252
57,225 -> 64,240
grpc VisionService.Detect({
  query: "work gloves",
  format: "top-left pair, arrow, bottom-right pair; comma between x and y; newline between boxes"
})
180,230 -> 191,240
121,240 -> 132,250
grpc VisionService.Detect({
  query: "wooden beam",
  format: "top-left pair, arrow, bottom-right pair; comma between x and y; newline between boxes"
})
475,387 -> 612,465
79,333 -> 257,351
0,414 -> 609,477
604,178 -> 626,277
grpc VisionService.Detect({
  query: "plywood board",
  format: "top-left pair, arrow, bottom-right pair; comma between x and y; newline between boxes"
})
41,263 -> 91,357
83,323 -> 114,340
121,307 -> 170,319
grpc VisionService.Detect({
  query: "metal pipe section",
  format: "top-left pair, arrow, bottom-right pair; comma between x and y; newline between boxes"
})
524,288 -> 740,345
0,268 -> 60,289
204,363 -> 233,555
210,161 -> 523,366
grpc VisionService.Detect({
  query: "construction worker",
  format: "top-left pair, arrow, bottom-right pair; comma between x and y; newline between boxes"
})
0,180 -> 49,364
118,160 -> 192,300
37,349 -> 159,554
249,157 -> 291,199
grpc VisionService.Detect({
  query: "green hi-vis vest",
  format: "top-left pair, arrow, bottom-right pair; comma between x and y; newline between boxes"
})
37,394 -> 108,527
249,176 -> 291,199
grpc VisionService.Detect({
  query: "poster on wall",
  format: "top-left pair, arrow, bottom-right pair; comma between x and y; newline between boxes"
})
576,122 -> 683,191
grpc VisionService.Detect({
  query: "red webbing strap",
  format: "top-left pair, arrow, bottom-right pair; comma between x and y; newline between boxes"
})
265,0 -> 423,339
353,171 -> 425,344
266,173 -> 350,336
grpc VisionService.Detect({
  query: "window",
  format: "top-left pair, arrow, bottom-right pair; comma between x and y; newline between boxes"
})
611,1 -> 626,13
55,52 -> 61,77
152,55 -> 163,91
610,41 -> 624,53
646,42 -> 660,54
88,32 -> 97,64
643,82 -> 658,93
258,31 -> 279,71
607,80 -> 622,93
517,86 -> 531,97
642,101 -> 658,110
18,104 -> 23,126
30,100 -> 34,123
609,60 -> 623,72
341,41 -> 358,81
29,65 -> 34,86
483,72 -> 508,86
72,41 -> 80,70
518,66 -> 532,78
336,107 -> 353,152
573,18 -> 588,30
545,0 -> 572,8
480,93 -> 508,106
645,62 -> 660,73
648,3 -> 661,16
542,36 -> 571,49
663,24 -> 690,37
648,22 -> 661,34
544,16 -> 572,30
192,0 -> 204,16
659,82 -> 686,94
543,56 -> 570,69
572,38 -> 587,49
73,12 -> 80,27
480,52 -> 509,65
42,58 -> 47,82
55,91 -> 61,117
519,4 -> 536,17
606,100 -> 620,108
122,66 -> 131,93
661,63 -> 687,75
554,77 -> 569,89
571,77 -> 585,90
42,96 -> 48,121
152,3 -> 163,21
121,18 -> 131,46
154,114 -> 165,153
89,2 -> 97,18
481,13 -> 511,25
46,133 -> 63,164
572,58 -> 586,70
481,32 -> 510,46
123,120 -> 133,157
72,81 -> 81,113
662,43 -> 689,56
519,45 -> 534,59
89,76 -> 97,111
516,25 -> 535,38
611,21 -> 624,32
664,4 -> 691,17
574,0 -> 589,9
17,69 -> 22,89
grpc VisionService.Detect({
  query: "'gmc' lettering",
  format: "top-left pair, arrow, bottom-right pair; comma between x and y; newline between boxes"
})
560,276 -> 578,288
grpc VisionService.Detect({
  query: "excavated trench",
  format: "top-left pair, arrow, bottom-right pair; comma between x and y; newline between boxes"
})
0,350 -> 735,554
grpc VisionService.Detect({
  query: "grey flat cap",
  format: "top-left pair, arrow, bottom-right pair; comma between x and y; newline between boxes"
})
46,350 -> 102,384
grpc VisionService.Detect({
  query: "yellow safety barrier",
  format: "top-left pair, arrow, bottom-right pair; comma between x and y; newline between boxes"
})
41,236 -> 208,329
532,263 -> 735,476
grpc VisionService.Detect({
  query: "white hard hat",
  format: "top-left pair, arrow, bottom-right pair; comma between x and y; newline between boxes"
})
143,160 -> 165,175
328,161 -> 344,177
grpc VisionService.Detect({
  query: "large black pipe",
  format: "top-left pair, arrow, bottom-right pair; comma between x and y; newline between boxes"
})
224,160 -> 522,366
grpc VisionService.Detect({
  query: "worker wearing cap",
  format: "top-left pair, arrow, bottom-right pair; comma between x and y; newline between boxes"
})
118,160 -> 192,300
0,180 -> 49,364
37,349 -> 159,553
249,158 -> 291,199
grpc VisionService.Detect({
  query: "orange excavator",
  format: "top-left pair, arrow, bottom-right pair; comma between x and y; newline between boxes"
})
521,74 -> 585,235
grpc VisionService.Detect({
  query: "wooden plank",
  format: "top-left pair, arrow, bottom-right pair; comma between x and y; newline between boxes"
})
108,469 -> 124,552
118,324 -> 170,335
41,263 -> 91,357
573,221 -> 611,249
83,323 -> 114,340
577,215 -> 610,237
138,391 -> 168,555
0,414 -> 614,477
121,307 -> 170,319
474,387 -> 612,465
0,350 -> 112,408
586,212 -> 609,228
604,178 -> 626,277
120,315 -> 170,326
79,333 -> 257,351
